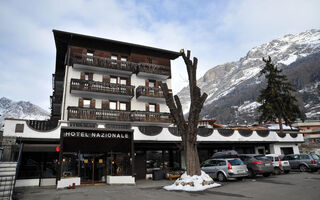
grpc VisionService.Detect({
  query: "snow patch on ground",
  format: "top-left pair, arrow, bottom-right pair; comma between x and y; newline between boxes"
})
267,124 -> 298,130
279,54 -> 298,65
163,171 -> 221,192
238,101 -> 261,112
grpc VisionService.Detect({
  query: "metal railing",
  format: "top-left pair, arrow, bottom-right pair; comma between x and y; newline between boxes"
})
70,79 -> 135,97
136,86 -> 165,98
67,107 -> 172,123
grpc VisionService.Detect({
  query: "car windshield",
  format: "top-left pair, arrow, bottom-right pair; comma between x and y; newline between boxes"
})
254,156 -> 269,161
311,154 -> 320,160
228,159 -> 244,166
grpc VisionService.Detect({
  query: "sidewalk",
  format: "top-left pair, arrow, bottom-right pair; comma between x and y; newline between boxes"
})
14,179 -> 174,200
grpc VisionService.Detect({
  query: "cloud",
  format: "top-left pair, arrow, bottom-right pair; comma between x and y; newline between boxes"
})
0,0 -> 319,110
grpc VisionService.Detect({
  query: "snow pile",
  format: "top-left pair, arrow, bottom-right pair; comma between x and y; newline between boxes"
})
163,171 -> 221,192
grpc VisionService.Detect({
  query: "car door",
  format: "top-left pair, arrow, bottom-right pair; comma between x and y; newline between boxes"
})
290,155 -> 300,169
201,160 -> 217,176
216,160 -> 227,174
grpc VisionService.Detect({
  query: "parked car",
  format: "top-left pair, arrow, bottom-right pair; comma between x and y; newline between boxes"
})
282,154 -> 320,172
238,154 -> 274,178
266,154 -> 291,174
201,158 -> 248,182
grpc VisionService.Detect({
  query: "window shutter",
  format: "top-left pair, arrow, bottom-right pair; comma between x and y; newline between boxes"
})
145,80 -> 149,87
103,75 -> 110,83
78,98 -> 84,107
126,102 -> 131,111
102,100 -> 109,109
145,104 -> 149,112
90,99 -> 96,108
127,78 -> 131,86
155,81 -> 159,88
156,104 -> 160,113
89,73 -> 93,81
105,100 -> 110,109
80,72 -> 85,80
82,49 -> 87,55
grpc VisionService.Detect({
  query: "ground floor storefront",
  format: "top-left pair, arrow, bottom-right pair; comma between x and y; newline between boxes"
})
14,135 -> 300,187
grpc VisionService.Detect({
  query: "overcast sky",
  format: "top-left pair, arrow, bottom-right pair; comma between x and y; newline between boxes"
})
0,0 -> 320,111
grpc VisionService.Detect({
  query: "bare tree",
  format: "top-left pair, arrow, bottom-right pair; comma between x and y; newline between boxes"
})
160,49 -> 207,176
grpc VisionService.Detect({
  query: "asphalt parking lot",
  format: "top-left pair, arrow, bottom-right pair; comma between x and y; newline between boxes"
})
15,171 -> 320,200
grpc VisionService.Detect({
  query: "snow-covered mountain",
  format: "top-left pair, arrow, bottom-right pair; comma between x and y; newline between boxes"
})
0,97 -> 50,130
177,29 -> 320,124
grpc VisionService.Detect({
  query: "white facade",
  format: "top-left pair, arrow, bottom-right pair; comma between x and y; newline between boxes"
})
61,65 -> 171,122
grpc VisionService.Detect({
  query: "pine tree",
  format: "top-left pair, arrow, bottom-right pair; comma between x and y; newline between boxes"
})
257,56 -> 304,133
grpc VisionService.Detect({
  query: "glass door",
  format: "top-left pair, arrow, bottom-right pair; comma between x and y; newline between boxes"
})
80,154 -> 107,184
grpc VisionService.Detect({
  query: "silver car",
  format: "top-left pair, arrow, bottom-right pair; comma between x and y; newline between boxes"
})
201,158 -> 248,182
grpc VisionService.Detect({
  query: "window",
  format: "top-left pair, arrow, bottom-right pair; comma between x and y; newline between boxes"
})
228,159 -> 244,166
111,55 -> 117,65
300,155 -> 310,160
86,50 -> 94,62
149,104 -> 156,112
84,73 -> 89,81
110,77 -> 117,84
119,102 -> 127,111
120,78 -> 127,85
15,124 -> 24,133
149,80 -> 156,88
121,57 -> 127,68
110,101 -> 117,110
111,55 -> 117,60
83,99 -> 91,108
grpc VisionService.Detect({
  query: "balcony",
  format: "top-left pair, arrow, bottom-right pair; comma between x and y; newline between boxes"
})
137,63 -> 171,80
71,54 -> 136,75
130,111 -> 172,124
67,107 -> 172,125
136,86 -> 169,103
70,79 -> 135,99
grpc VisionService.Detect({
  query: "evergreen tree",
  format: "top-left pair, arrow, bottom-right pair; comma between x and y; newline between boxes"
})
257,56 -> 304,133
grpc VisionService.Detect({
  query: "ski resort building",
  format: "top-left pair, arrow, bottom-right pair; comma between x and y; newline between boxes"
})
1,30 -> 304,189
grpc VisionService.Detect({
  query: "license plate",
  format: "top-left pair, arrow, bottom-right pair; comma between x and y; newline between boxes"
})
265,163 -> 270,166
237,170 -> 244,173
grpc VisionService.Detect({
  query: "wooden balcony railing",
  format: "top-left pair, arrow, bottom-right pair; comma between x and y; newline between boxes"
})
70,79 -> 135,97
131,111 -> 172,123
136,86 -> 165,99
137,63 -> 171,77
67,107 -> 172,123
71,54 -> 171,77
71,54 -> 136,72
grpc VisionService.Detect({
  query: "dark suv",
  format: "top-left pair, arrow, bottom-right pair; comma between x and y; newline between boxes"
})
282,154 -> 320,172
238,154 -> 274,178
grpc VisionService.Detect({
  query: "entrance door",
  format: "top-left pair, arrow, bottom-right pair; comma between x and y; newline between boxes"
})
80,154 -> 106,184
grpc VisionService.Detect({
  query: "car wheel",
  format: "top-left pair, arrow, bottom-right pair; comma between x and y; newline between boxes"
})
248,169 -> 256,178
299,165 -> 308,172
263,173 -> 271,177
284,170 -> 290,174
274,168 -> 281,175
217,172 -> 227,182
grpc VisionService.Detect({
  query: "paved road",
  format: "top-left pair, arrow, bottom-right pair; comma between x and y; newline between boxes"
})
15,172 -> 320,200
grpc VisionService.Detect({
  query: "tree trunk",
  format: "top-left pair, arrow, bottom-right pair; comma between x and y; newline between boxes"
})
278,118 -> 283,134
160,49 -> 207,176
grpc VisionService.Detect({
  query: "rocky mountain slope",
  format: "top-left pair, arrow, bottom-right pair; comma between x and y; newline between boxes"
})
0,97 -> 49,130
177,29 -> 320,124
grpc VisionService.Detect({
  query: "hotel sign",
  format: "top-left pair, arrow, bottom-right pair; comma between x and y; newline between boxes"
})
61,129 -> 131,139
